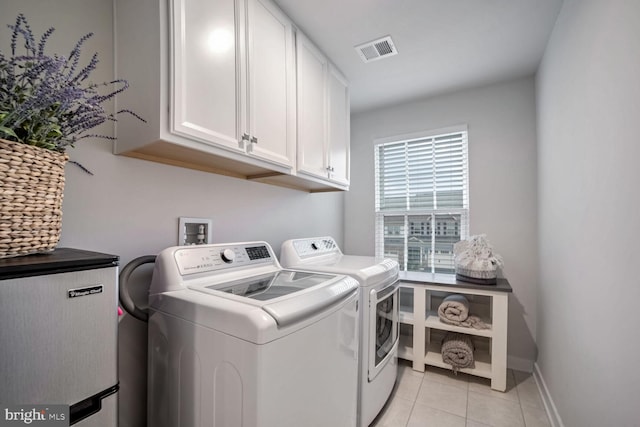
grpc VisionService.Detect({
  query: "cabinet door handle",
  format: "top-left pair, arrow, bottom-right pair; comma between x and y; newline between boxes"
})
250,136 -> 258,144
326,166 -> 335,172
242,133 -> 250,142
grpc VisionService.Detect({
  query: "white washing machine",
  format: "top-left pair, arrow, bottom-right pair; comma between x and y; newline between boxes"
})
280,237 -> 400,427
147,241 -> 359,427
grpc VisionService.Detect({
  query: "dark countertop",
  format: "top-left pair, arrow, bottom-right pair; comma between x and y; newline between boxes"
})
399,271 -> 512,293
0,248 -> 119,280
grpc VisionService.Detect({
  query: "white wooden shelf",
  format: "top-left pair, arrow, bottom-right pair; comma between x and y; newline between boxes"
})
398,330 -> 414,361
399,308 -> 415,325
397,275 -> 512,392
423,339 -> 492,379
424,312 -> 493,338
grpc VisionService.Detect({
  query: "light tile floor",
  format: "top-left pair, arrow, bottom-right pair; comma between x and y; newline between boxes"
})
371,360 -> 551,427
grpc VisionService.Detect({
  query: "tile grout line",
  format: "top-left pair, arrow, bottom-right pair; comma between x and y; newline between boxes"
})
465,373 -> 471,426
422,370 -> 472,422
514,371 -> 528,427
403,369 -> 426,427
402,366 -> 547,426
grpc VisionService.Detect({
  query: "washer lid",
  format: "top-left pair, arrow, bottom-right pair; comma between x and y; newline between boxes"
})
191,269 -> 358,327
151,273 -> 358,343
208,270 -> 336,301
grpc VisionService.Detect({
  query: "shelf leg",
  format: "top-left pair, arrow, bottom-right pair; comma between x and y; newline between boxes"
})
490,293 -> 508,391
412,287 -> 426,372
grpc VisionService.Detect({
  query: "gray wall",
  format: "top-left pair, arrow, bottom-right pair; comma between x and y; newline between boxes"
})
9,0 -> 640,425
536,1 -> 640,425
345,77 -> 539,369
0,2 -> 343,426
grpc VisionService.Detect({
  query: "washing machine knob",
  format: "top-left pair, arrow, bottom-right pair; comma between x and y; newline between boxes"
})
311,242 -> 319,250
220,249 -> 236,263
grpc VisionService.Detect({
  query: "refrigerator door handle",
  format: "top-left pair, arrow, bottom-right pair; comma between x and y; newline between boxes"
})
70,384 -> 119,426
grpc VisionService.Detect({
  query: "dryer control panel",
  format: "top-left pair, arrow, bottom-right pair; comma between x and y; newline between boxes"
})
174,243 -> 274,276
290,237 -> 341,258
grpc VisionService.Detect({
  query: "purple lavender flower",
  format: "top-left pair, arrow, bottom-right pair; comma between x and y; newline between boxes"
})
0,14 -> 144,152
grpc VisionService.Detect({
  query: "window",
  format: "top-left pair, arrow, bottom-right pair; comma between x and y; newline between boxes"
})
374,127 -> 469,273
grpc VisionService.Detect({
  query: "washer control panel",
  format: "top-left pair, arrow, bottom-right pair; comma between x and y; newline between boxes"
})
174,243 -> 274,276
292,237 -> 340,258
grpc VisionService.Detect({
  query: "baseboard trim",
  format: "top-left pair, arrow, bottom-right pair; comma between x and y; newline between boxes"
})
507,355 -> 533,372
533,363 -> 565,427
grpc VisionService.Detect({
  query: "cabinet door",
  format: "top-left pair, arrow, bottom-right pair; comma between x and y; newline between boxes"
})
327,64 -> 350,186
170,0 -> 243,152
246,0 -> 295,168
296,32 -> 328,179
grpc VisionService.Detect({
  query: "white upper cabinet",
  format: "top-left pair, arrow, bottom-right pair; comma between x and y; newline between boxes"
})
327,64 -> 350,187
170,0 -> 295,168
171,0 -> 241,152
115,0 -> 294,178
114,0 -> 347,191
296,32 -> 350,190
296,33 -> 328,180
245,0 -> 296,168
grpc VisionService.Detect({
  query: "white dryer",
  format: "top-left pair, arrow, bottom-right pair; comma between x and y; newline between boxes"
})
147,241 -> 359,427
280,237 -> 400,427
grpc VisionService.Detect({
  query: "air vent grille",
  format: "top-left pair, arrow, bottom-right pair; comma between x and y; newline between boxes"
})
355,36 -> 398,63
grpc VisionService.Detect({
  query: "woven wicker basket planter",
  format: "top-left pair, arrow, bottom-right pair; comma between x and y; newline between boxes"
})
0,138 -> 68,258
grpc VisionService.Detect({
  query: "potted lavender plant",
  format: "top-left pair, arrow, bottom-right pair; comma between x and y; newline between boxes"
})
0,14 -> 142,258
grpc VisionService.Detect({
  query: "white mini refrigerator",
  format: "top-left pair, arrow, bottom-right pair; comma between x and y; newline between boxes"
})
0,248 -> 119,426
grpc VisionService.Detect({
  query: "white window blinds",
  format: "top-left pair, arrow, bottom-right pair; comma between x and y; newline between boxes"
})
374,128 -> 469,273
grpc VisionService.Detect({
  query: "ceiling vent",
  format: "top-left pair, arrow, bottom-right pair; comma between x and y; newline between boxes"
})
355,36 -> 398,63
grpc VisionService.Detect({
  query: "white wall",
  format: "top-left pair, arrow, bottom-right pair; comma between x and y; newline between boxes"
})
0,2 -> 343,426
345,77 -> 539,367
536,1 -> 640,425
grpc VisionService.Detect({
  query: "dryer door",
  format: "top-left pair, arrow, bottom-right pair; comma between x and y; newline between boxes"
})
368,280 -> 399,381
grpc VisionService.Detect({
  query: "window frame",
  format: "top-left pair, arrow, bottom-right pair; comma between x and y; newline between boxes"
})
374,125 -> 470,273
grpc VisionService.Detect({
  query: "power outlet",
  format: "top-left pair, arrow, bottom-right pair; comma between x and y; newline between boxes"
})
178,217 -> 213,245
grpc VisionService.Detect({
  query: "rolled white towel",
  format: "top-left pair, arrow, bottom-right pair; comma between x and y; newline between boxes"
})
438,294 -> 470,323
441,332 -> 475,372
438,294 -> 489,330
